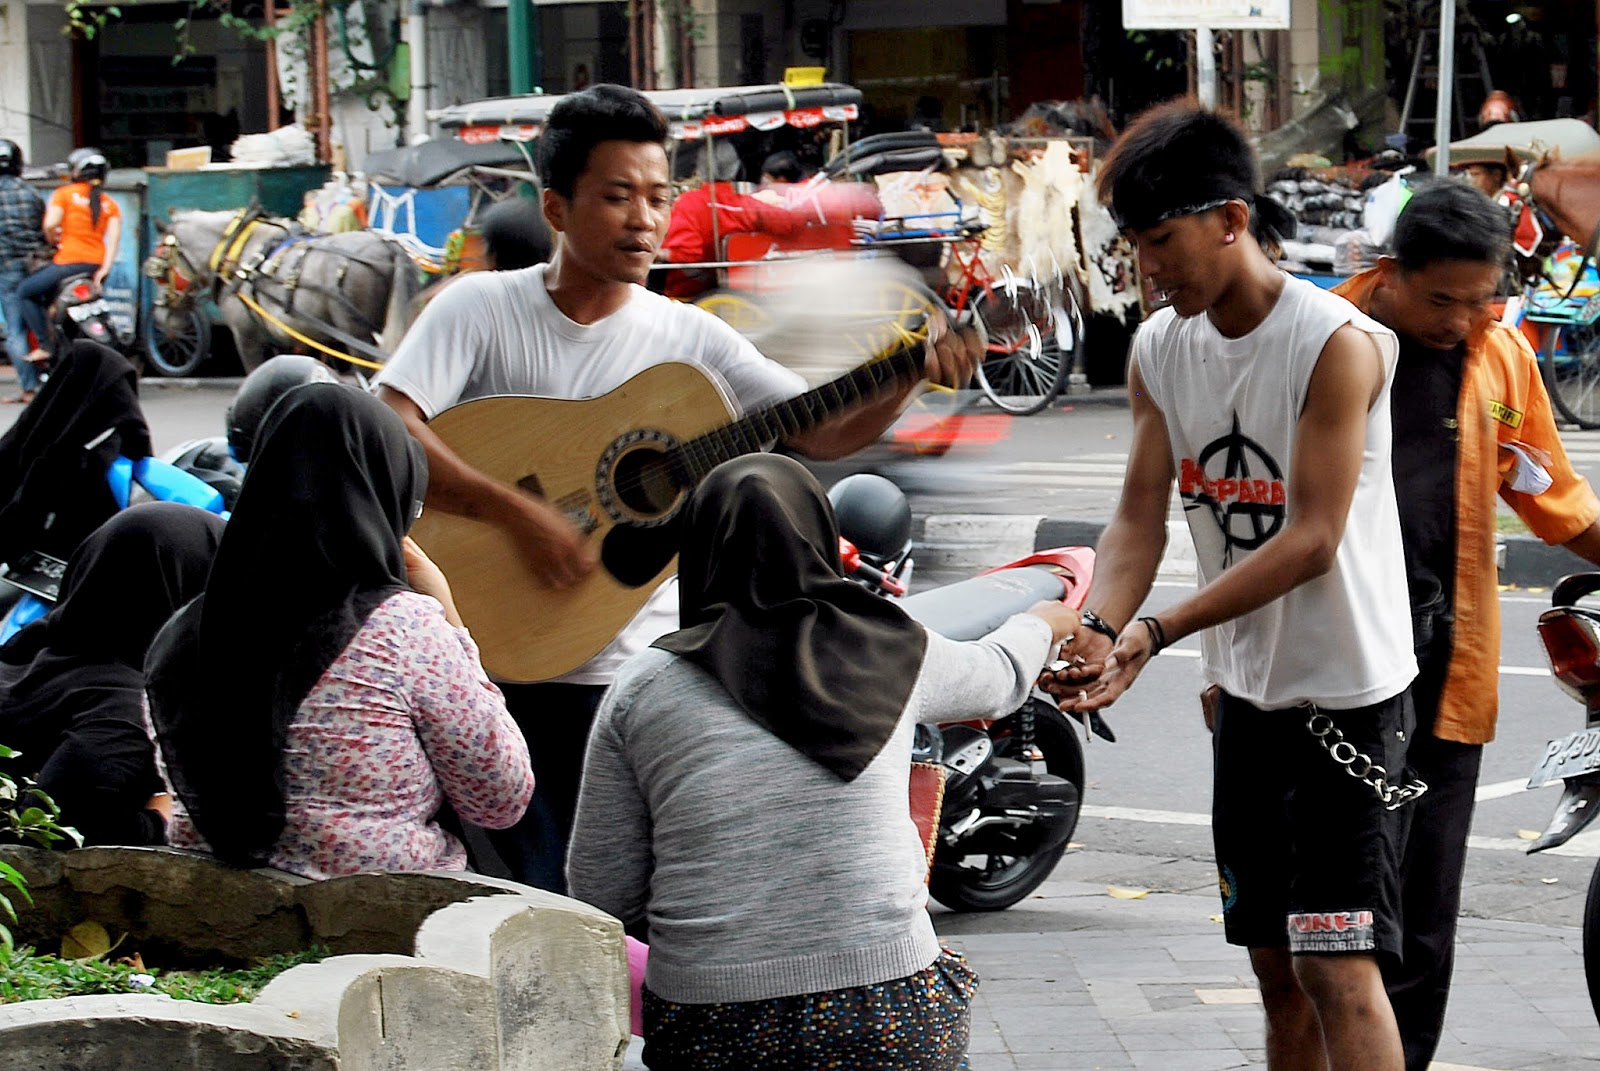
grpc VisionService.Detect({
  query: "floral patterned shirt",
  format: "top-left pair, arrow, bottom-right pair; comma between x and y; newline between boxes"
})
147,591 -> 534,880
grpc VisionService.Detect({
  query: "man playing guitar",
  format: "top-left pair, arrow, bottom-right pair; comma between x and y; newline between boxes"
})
377,84 -> 980,892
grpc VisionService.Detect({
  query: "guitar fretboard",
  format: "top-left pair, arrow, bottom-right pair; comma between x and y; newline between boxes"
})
671,342 -> 924,482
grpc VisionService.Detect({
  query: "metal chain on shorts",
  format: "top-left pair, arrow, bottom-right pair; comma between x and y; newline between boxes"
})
1306,709 -> 1429,811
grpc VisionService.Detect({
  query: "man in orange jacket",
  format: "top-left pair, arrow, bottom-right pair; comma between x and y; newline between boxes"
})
1336,182 -> 1600,1071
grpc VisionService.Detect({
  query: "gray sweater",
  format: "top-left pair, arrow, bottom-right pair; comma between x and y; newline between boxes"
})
566,613 -> 1054,1004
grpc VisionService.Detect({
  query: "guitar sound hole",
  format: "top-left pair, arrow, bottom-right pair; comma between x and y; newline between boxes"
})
612,447 -> 681,519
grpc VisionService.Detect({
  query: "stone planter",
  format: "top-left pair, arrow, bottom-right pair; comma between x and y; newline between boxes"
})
0,846 -> 630,1070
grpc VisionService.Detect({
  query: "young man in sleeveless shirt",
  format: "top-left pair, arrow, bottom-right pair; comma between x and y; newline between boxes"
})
1043,103 -> 1418,1070
377,85 -> 981,892
1336,182 -> 1600,1071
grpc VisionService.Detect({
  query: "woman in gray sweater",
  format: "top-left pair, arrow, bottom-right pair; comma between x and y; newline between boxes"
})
567,454 -> 1077,1070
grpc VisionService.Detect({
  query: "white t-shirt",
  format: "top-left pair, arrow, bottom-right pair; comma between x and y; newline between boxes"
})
1136,274 -> 1417,710
376,265 -> 807,685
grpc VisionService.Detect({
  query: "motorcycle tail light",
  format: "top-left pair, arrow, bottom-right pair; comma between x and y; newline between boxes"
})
1539,611 -> 1600,702
70,282 -> 93,301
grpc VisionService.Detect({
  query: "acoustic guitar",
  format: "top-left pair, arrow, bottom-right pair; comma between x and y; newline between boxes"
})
411,338 -> 927,682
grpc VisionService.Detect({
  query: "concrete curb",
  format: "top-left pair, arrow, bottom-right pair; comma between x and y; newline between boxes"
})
915,515 -> 1581,590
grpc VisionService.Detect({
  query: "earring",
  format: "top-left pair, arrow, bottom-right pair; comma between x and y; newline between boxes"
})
1224,232 -> 1236,244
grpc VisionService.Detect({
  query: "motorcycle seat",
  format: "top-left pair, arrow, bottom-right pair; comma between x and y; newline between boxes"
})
900,565 -> 1067,641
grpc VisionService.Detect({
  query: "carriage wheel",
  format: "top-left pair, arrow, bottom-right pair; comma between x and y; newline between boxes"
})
973,283 -> 1066,416
1543,321 -> 1600,430
696,292 -> 771,335
143,308 -> 212,378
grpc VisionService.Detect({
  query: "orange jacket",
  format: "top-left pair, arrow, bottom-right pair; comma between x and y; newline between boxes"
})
1336,269 -> 1600,743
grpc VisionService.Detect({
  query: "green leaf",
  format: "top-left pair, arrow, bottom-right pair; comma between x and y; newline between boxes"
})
0,891 -> 15,923
15,808 -> 46,827
61,921 -> 112,961
0,744 -> 17,759
0,923 -> 12,953
0,861 -> 30,900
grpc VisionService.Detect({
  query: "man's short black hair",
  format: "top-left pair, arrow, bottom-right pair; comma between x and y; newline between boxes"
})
1096,99 -> 1294,242
1391,180 -> 1511,272
761,150 -> 805,182
536,84 -> 669,199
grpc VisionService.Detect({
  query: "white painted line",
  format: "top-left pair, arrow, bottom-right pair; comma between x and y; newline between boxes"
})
1154,646 -> 1547,680
1475,779 -> 1531,803
1081,804 -> 1211,827
1081,803 -> 1600,857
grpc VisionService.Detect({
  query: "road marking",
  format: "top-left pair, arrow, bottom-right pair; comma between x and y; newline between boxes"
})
1080,803 -> 1600,857
1155,646 -> 1549,679
1475,779 -> 1530,803
1081,804 -> 1211,827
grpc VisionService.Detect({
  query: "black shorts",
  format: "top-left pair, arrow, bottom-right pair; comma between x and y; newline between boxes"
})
1212,689 -> 1413,960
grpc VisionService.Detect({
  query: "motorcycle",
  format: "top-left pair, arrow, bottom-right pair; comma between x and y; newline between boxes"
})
830,473 -> 1103,911
35,274 -> 122,365
1525,571 -> 1600,1020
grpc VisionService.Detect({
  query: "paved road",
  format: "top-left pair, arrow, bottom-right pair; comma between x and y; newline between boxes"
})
20,375 -> 1600,1068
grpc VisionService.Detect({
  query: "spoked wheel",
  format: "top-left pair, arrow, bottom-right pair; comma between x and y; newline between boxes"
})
1543,320 -> 1600,429
143,307 -> 212,378
928,700 -> 1085,912
973,282 -> 1066,415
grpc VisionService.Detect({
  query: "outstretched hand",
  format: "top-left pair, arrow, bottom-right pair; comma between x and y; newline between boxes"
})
1046,625 -> 1156,714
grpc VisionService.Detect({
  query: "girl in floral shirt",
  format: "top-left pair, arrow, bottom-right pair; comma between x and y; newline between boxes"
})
144,384 -> 533,879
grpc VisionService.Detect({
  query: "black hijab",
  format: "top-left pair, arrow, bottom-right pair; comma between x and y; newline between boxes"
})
0,503 -> 223,846
0,341 -> 151,566
144,383 -> 427,866
654,455 -> 927,781
0,502 -> 224,752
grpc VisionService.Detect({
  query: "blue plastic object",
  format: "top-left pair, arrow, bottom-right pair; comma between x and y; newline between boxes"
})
0,454 -> 228,641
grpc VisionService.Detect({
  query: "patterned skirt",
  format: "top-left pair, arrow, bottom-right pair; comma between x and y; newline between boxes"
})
640,947 -> 978,1071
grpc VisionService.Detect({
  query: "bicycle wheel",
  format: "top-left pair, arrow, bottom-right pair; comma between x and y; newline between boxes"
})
974,284 -> 1066,415
1543,320 -> 1600,430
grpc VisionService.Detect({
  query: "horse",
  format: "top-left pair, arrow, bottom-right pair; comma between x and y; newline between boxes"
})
1529,156 -> 1600,257
147,209 -> 421,373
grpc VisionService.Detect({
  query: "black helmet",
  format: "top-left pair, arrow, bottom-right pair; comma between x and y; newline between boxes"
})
164,436 -> 246,512
226,355 -> 339,463
67,147 -> 108,184
0,140 -> 20,178
828,473 -> 912,568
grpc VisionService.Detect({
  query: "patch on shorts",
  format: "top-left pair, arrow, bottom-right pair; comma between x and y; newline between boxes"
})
1286,910 -> 1376,954
1218,865 -> 1238,913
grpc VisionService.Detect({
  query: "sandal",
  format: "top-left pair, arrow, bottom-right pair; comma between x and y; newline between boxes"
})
22,349 -> 50,365
2,391 -> 34,404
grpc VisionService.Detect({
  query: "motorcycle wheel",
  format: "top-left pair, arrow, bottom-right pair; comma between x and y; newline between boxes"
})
1584,856 -> 1600,1024
928,699 -> 1085,912
143,308 -> 212,378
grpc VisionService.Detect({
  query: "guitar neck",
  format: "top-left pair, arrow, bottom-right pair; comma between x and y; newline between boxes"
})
672,341 -> 925,482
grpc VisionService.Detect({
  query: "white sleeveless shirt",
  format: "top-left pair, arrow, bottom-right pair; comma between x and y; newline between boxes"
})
1136,274 -> 1417,710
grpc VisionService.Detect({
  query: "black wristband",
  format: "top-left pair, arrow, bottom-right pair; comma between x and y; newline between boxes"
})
1081,609 -> 1118,643
1139,616 -> 1169,655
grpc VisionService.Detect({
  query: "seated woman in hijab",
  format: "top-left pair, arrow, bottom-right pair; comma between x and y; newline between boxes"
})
143,384 -> 534,880
567,454 -> 1078,1071
0,502 -> 222,847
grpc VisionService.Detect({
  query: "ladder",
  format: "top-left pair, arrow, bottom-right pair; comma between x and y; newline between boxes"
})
1399,24 -> 1495,145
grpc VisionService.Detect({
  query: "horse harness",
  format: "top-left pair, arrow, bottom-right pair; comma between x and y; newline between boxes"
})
145,207 -> 399,369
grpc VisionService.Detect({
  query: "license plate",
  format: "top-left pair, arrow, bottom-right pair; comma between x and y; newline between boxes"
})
1528,727 -> 1600,788
0,549 -> 68,602
67,300 -> 106,322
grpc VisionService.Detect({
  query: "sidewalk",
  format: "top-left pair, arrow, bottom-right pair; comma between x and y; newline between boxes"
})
942,868 -> 1600,1071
